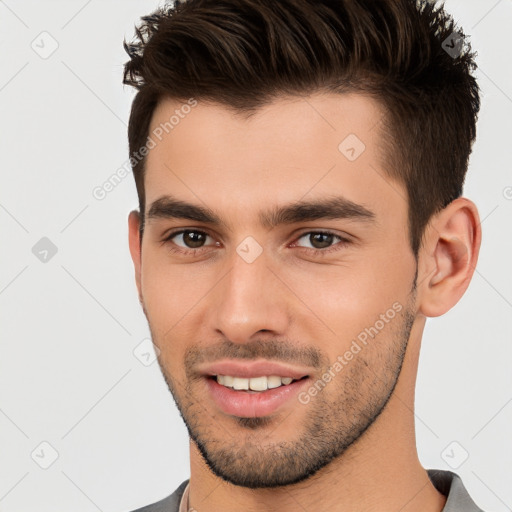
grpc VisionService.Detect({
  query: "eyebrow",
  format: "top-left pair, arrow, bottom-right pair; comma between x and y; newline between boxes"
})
146,194 -> 376,230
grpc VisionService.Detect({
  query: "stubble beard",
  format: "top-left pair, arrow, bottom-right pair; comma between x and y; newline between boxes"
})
149,301 -> 415,489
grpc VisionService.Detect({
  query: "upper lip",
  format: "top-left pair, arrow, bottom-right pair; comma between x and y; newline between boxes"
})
199,359 -> 312,379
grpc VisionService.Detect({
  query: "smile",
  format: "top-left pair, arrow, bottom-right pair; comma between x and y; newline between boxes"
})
215,374 -> 301,392
205,374 -> 310,418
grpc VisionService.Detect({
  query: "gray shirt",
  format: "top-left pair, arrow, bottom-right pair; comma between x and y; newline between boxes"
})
130,469 -> 485,511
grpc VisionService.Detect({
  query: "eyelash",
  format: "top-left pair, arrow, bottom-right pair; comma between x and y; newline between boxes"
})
161,229 -> 351,257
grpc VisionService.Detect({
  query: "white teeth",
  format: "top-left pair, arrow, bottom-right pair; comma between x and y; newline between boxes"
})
223,375 -> 234,387
267,375 -> 282,389
232,377 -> 249,390
248,376 -> 268,391
215,375 -> 299,391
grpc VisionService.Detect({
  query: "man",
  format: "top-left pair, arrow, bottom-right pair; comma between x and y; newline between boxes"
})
123,0 -> 485,510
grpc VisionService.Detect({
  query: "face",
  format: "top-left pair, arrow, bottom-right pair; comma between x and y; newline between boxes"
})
131,93 -> 419,488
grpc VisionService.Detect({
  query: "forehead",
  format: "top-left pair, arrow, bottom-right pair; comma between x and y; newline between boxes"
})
144,93 -> 403,227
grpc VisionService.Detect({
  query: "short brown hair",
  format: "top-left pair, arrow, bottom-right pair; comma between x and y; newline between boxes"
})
123,0 -> 480,255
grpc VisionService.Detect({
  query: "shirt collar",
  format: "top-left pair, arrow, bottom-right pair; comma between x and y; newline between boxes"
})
179,470 -> 483,512
178,482 -> 190,512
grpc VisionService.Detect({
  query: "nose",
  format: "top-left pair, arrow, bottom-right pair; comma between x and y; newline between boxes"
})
211,247 -> 290,344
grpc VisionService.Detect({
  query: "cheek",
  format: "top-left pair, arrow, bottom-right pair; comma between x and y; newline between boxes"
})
140,250 -> 218,336
278,252 -> 413,343
140,258 -> 202,379
140,251 -> 184,326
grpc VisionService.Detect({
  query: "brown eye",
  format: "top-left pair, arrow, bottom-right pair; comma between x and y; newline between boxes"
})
310,233 -> 335,249
296,232 -> 340,250
170,230 -> 211,249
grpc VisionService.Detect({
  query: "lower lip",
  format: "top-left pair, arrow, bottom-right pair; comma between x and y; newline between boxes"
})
205,377 -> 310,418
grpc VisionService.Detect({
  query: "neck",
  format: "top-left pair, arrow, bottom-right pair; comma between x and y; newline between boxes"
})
187,319 -> 446,512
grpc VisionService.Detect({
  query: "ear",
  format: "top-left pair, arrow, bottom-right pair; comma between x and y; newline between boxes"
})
417,197 -> 481,317
128,210 -> 143,305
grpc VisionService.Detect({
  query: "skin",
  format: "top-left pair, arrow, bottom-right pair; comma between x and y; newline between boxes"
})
128,93 -> 481,512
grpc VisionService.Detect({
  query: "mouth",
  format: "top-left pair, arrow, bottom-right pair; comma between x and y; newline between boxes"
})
210,374 -> 309,393
203,371 -> 311,418
197,359 -> 314,418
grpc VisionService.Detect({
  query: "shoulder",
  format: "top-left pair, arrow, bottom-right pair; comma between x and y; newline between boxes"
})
128,472 -> 488,512
427,469 -> 486,512
128,479 -> 189,512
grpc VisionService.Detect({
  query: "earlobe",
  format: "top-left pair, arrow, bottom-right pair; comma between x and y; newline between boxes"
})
128,210 -> 143,304
418,198 -> 481,317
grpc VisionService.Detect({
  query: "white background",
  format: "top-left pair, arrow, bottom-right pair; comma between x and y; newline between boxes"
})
0,1 -> 511,511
